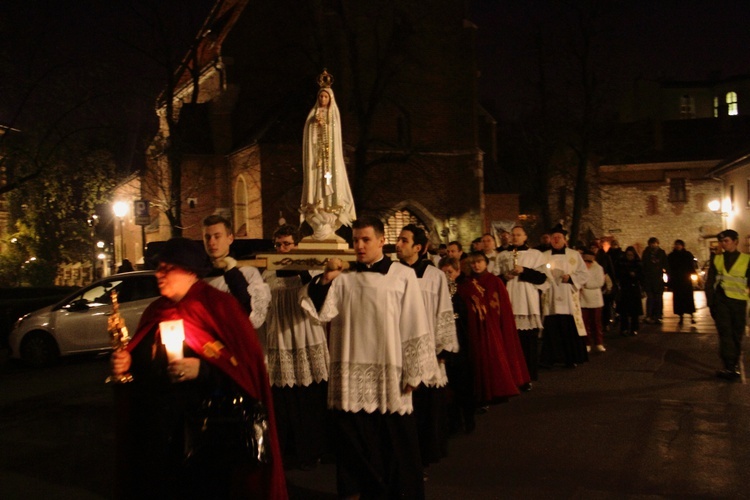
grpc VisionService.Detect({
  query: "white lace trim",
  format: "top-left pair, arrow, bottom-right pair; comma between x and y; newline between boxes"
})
248,280 -> 271,329
267,342 -> 330,387
514,314 -> 543,331
328,334 -> 438,414
434,310 -> 459,354
424,363 -> 449,388
328,362 -> 412,414
402,333 -> 440,389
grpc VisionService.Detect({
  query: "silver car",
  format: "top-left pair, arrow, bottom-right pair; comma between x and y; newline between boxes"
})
8,271 -> 160,367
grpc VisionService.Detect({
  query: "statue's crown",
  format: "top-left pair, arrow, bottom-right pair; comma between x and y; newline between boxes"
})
317,69 -> 334,89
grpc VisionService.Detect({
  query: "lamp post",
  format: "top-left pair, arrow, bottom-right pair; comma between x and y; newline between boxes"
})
87,214 -> 99,283
113,201 -> 129,267
96,241 -> 108,278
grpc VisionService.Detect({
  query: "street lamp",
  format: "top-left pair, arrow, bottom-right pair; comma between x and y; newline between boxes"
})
708,198 -> 732,215
708,198 -> 732,231
113,201 -> 129,267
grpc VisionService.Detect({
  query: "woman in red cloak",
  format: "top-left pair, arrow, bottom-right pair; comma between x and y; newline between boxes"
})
456,252 -> 530,405
110,238 -> 287,499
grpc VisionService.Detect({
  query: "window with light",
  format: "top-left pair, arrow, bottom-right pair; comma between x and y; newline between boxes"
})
726,91 -> 738,116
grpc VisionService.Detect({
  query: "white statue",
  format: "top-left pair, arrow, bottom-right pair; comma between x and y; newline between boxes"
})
300,70 -> 356,241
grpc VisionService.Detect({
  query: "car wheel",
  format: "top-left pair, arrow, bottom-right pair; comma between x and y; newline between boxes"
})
20,331 -> 59,367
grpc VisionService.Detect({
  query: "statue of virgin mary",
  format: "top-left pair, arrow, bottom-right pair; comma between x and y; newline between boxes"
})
300,70 -> 356,241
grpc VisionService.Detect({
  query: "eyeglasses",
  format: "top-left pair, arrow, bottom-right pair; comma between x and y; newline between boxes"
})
274,241 -> 294,249
155,263 -> 178,274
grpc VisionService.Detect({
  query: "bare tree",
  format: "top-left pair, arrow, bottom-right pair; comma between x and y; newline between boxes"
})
108,0 -> 219,237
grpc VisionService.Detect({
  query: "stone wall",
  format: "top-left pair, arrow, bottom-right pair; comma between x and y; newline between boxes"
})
600,179 -> 722,262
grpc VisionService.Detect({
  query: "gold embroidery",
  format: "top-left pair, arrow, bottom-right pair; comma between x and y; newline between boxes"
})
470,279 -> 488,320
471,279 -> 485,295
470,295 -> 486,320
490,291 -> 500,312
203,340 -> 225,359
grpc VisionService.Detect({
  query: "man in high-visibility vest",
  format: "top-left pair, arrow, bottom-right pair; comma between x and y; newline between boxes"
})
705,229 -> 750,381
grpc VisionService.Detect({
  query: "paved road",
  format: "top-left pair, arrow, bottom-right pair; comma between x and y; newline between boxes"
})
1,291 -> 748,499
287,292 -> 750,499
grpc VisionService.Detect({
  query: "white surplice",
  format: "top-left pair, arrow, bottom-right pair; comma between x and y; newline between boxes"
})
541,248 -> 588,336
299,263 -> 439,415
417,265 -> 459,387
203,261 -> 271,330
260,269 -> 329,388
580,262 -> 605,309
495,248 -> 549,330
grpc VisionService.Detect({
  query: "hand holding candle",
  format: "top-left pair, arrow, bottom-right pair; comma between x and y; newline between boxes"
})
160,319 -> 185,361
168,357 -> 200,382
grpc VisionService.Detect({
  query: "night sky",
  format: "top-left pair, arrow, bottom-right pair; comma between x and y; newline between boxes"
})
472,0 -> 750,119
2,1 -> 749,143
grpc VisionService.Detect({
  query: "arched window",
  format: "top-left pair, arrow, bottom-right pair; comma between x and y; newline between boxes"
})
234,175 -> 248,237
726,92 -> 738,116
713,96 -> 719,118
383,209 -> 425,244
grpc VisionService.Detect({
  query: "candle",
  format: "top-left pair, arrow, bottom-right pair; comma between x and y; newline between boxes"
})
160,319 -> 185,361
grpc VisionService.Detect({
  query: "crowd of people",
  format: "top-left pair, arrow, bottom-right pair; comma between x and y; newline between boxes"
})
109,216 -> 746,499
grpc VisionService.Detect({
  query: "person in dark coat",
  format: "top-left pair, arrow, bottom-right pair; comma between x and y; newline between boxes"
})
591,240 -> 616,330
439,256 -> 476,434
641,237 -> 669,324
110,238 -> 288,499
117,259 -> 134,273
667,239 -> 697,325
616,246 -> 644,336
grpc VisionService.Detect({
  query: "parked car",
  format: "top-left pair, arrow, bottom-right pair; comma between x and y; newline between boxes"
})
8,271 -> 159,367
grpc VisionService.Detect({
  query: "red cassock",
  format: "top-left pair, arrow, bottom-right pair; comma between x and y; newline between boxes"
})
128,279 -> 288,499
457,271 -> 530,404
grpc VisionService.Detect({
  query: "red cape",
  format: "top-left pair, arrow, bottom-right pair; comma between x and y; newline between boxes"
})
129,279 -> 287,499
457,272 -> 530,402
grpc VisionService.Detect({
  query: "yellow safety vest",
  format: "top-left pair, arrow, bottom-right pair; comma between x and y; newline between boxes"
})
714,252 -> 750,301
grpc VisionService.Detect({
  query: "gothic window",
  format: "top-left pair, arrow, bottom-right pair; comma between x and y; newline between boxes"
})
679,94 -> 695,118
668,178 -> 686,203
714,96 -> 719,118
726,91 -> 738,116
383,209 -> 424,244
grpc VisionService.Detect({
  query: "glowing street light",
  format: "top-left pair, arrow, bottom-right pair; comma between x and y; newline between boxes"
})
113,201 -> 129,266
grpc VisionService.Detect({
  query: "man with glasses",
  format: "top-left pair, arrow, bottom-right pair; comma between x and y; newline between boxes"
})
202,214 -> 270,329
259,224 -> 330,469
705,229 -> 750,381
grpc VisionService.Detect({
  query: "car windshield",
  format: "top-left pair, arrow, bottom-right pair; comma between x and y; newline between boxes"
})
64,280 -> 125,309
57,274 -> 160,311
